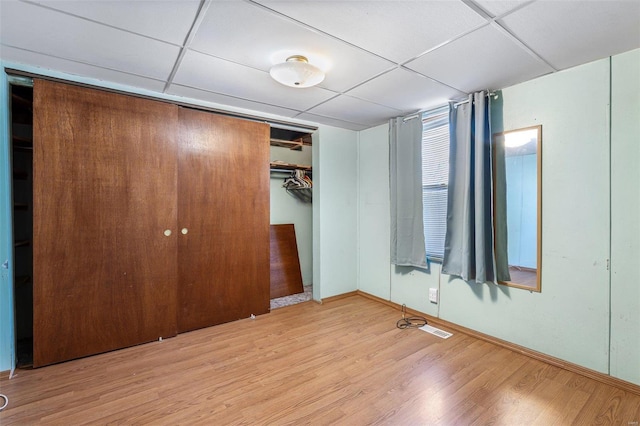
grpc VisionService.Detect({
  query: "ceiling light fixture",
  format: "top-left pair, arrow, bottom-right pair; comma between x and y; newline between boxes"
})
269,55 -> 325,88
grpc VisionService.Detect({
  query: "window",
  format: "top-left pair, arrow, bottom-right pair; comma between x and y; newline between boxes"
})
421,106 -> 450,261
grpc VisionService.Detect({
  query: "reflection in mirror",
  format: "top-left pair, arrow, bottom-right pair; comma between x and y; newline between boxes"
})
493,125 -> 541,291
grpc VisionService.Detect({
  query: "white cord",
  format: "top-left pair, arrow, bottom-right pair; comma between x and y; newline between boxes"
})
0,394 -> 8,411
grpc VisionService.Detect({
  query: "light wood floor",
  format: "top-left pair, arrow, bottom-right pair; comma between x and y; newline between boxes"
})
508,266 -> 538,289
1,295 -> 639,425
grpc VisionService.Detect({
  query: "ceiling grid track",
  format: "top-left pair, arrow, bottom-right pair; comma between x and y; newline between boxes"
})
461,0 -> 559,72
245,0 -> 397,67
20,0 -> 182,47
3,44 -> 167,86
163,0 -> 213,93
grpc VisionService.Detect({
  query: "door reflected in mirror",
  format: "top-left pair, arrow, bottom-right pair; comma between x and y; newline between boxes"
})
493,125 -> 542,292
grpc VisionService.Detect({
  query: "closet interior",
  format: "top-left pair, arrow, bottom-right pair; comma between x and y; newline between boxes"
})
268,126 -> 313,308
270,127 -> 313,200
10,82 -> 33,368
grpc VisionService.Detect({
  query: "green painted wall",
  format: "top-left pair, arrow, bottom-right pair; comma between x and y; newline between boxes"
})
610,48 -> 640,384
357,125 -> 391,301
356,49 -> 640,386
356,122 -> 441,317
314,125 -> 358,299
440,57 -> 612,374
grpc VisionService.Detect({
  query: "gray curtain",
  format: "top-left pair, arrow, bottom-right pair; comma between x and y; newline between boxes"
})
442,92 -> 509,283
390,116 -> 427,269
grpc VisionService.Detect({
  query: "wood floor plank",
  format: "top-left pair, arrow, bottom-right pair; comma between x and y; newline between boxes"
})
1,295 -> 639,425
549,387 -> 591,425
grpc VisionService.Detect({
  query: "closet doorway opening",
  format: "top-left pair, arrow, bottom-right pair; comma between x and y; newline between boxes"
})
9,79 -> 34,368
269,126 -> 314,309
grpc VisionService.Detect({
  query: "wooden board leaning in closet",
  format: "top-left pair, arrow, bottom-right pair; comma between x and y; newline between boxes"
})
32,79 -> 179,367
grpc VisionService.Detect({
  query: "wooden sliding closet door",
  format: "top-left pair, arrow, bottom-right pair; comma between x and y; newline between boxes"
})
178,108 -> 270,332
32,80 -> 178,367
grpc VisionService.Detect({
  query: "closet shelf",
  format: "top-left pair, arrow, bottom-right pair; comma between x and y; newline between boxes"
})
13,146 -> 33,152
13,135 -> 32,145
14,203 -> 29,211
270,162 -> 311,171
14,240 -> 31,248
270,137 -> 310,151
13,136 -> 33,152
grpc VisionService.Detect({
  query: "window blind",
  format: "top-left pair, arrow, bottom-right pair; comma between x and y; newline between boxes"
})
422,106 -> 450,260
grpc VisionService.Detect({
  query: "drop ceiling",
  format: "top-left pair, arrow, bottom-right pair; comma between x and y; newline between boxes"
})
1,0 -> 639,131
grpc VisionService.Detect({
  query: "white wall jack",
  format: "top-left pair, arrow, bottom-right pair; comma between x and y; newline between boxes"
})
429,288 -> 438,304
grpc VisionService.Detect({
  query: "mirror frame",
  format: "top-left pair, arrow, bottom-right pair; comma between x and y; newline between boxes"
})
492,125 -> 542,292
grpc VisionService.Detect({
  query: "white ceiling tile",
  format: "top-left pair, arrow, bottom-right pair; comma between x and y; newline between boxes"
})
0,1 -> 180,80
1,46 -> 167,93
306,94 -> 402,127
255,0 -> 488,63
167,84 -> 302,119
189,1 -> 394,92
173,50 -> 338,112
405,24 -> 554,93
294,112 -> 370,131
25,0 -> 201,45
499,1 -> 640,70
473,0 -> 531,18
348,68 -> 466,112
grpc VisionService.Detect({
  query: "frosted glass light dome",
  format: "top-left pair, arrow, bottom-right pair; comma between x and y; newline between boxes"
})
269,55 -> 325,88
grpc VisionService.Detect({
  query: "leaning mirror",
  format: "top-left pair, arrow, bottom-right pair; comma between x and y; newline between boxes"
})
493,125 -> 542,292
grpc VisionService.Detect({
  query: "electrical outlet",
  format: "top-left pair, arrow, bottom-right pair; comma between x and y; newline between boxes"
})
429,288 -> 438,304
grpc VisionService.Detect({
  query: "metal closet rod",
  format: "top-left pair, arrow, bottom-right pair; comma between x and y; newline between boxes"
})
270,168 -> 312,174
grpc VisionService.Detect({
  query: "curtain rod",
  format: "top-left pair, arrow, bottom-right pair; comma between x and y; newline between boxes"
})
402,114 -> 421,122
403,91 -> 498,121
453,91 -> 498,108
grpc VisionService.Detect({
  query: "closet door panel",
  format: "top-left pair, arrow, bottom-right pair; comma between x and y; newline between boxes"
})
178,108 -> 270,332
33,80 -> 178,367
